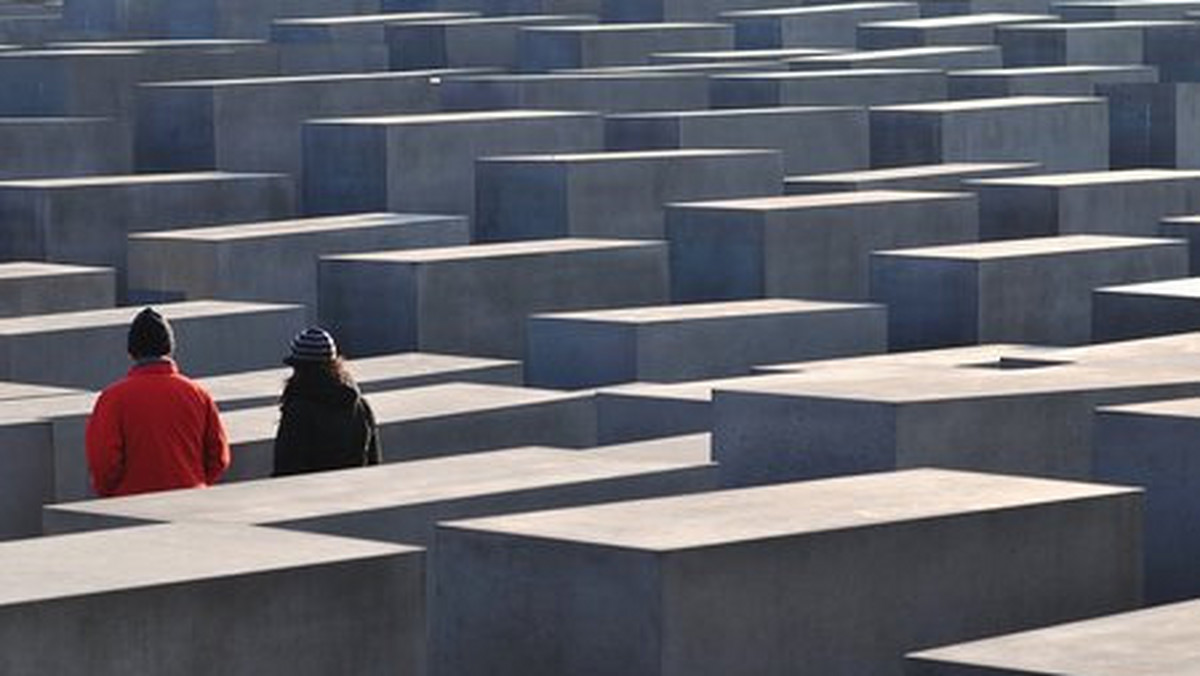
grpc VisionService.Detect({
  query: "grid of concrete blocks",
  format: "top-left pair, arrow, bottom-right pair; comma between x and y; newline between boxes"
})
0,0 -> 1197,673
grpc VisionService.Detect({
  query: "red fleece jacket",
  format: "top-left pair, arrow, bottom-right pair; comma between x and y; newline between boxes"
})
86,360 -> 230,498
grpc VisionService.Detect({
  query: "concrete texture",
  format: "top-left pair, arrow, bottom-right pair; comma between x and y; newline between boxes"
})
1055,0 -> 1200,20
724,2 -> 922,48
1161,215 -> 1200,274
605,106 -> 869,175
386,14 -> 589,70
128,212 -> 469,318
995,19 -> 1191,66
0,117 -> 130,178
517,22 -> 734,71
972,169 -> 1200,240
440,71 -> 711,113
48,39 -> 281,80
869,96 -> 1109,170
785,161 -> 1037,194
302,109 -> 603,218
668,190 -> 978,302
319,238 -> 668,358
433,469 -> 1141,676
790,45 -> 1003,71
872,235 -> 1189,348
0,523 -> 424,676
908,599 -> 1200,676
0,49 -> 142,118
475,149 -> 784,241
947,64 -> 1158,98
919,0 -> 1052,15
0,171 -> 295,296
1102,82 -> 1200,169
46,446 -> 715,542
62,0 -> 383,38
1093,278 -> 1200,342
1093,398 -> 1200,603
270,11 -> 475,73
0,262 -> 114,316
651,47 -> 837,64
526,299 -> 888,388
711,69 -> 948,107
856,12 -> 1054,48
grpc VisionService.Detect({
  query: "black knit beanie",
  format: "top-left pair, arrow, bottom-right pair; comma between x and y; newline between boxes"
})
127,308 -> 175,358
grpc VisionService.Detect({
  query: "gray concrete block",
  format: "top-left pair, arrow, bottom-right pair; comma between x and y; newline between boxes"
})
0,262 -> 114,316
605,106 -> 869,175
270,11 -> 475,73
136,70 -> 454,178
441,71 -> 712,112
947,64 -> 1159,99
319,239 -> 669,358
433,469 -> 1141,676
790,45 -> 1003,70
0,300 -> 306,390
1160,214 -> 1200,273
602,0 -> 816,22
1093,399 -> 1200,602
869,96 -> 1110,170
856,13 -> 1054,48
128,212 -> 469,319
386,14 -> 590,70
919,0 -> 1052,15
517,22 -> 734,71
62,0 -> 383,39
873,235 -> 1189,348
1054,0 -> 1200,20
668,190 -> 978,302
475,149 -> 784,242
0,171 -> 295,296
996,19 -> 1190,66
785,161 -> 1038,194
49,39 -> 282,80
711,69 -> 948,107
1092,277 -> 1200,341
1102,82 -> 1200,170
218,383 -> 599,481
907,599 -> 1200,676
595,378 -> 738,444
973,169 -> 1200,240
0,117 -> 131,178
302,109 -> 603,218
526,299 -> 888,388
651,47 -> 838,64
724,2 -> 922,49
0,523 -> 425,676
0,48 -> 141,118
1142,21 -> 1200,82
45,446 -> 715,542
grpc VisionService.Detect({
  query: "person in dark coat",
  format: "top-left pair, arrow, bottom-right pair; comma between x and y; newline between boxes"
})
272,327 -> 381,477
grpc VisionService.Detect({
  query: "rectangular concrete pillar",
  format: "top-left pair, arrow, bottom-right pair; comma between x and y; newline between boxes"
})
947,64 -> 1158,98
1093,278 -> 1200,342
785,161 -> 1037,194
711,69 -> 947,107
668,190 -> 978,302
995,20 -> 1189,66
1102,82 -> 1200,169
517,22 -> 734,71
790,45 -> 1003,70
0,262 -> 114,317
319,239 -> 668,358
270,11 -> 475,73
0,117 -> 131,178
724,2 -> 921,48
386,14 -> 589,70
440,72 -> 711,113
856,12 -> 1053,48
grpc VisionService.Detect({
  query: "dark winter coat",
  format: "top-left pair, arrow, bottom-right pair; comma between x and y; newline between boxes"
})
272,377 -> 382,477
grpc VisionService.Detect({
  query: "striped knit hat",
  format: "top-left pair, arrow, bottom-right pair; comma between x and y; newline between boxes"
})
285,327 -> 338,365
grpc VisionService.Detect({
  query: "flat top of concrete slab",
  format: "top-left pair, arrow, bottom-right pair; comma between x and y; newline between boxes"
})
797,45 -> 1000,61
0,171 -> 284,189
1099,396 -> 1200,419
715,67 -> 940,80
1000,18 -> 1191,28
0,261 -> 111,279
0,116 -> 112,125
758,342 -> 1042,372
1097,276 -> 1200,298
223,382 -> 589,442
874,94 -> 1100,112
444,71 -> 704,84
533,299 -> 880,324
673,189 -> 968,212
311,108 -> 596,126
1164,214 -> 1200,226
860,12 -> 1054,27
0,523 -> 414,605
51,39 -> 264,49
609,105 -> 855,120
399,14 -> 593,27
146,68 -> 469,88
0,48 -> 143,58
0,300 -> 301,336
523,22 -> 727,32
1057,0 -> 1200,5
877,233 -> 1179,260
907,599 -> 1200,676
326,238 -> 660,264
599,373 -> 781,403
0,381 -> 86,403
0,391 -> 96,423
724,2 -> 917,17
654,47 -> 838,60
787,161 -> 1037,182
48,446 -> 711,525
950,64 -> 1158,76
972,168 -> 1200,187
584,433 -> 712,464
273,11 -> 475,26
130,212 -> 460,242
441,468 -> 1134,551
556,62 -> 782,75
481,148 -> 779,163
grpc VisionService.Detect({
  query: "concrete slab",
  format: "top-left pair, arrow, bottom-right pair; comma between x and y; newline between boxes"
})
386,14 -> 590,70
651,47 -> 839,64
440,71 -> 711,113
790,45 -> 1003,71
48,38 -> 282,80
319,238 -> 668,358
128,212 -> 469,319
972,169 -> 1200,239
0,523 -> 424,676
668,190 -> 978,302
518,22 -> 734,71
785,161 -> 1037,194
724,2 -> 922,48
711,68 -> 948,107
870,96 -> 1109,170
1102,82 -> 1200,169
0,117 -> 130,178
605,106 -> 869,175
948,64 -> 1159,98
1161,214 -> 1200,273
433,469 -> 1141,676
302,109 -> 602,218
526,299 -> 888,388
475,149 -> 784,241
62,0 -> 385,39
0,48 -> 141,119
0,262 -> 113,316
872,235 -> 1189,348
1092,277 -> 1200,341
270,11 -> 476,72
1143,21 -> 1200,82
857,13 -> 1055,48
1054,0 -> 1200,20
995,19 -> 1191,66
919,0 -> 1052,16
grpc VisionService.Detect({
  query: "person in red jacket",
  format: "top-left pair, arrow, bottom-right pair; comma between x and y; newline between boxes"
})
85,308 -> 231,498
